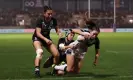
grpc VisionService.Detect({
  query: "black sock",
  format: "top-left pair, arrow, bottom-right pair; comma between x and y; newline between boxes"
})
64,66 -> 67,74
64,66 -> 67,72
35,66 -> 40,68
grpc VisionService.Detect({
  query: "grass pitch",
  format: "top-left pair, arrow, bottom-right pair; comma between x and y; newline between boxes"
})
0,33 -> 133,80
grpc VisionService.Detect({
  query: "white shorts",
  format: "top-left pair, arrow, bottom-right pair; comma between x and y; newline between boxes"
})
65,40 -> 87,59
65,48 -> 86,59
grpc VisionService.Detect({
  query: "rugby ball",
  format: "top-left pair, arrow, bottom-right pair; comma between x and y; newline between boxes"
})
59,43 -> 65,50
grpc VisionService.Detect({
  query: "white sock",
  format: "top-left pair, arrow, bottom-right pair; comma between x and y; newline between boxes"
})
54,64 -> 67,71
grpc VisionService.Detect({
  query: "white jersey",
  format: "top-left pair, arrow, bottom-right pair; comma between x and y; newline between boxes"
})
65,32 -> 90,59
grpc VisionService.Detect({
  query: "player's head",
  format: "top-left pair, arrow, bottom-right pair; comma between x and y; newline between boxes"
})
43,6 -> 53,21
65,31 -> 75,41
90,30 -> 99,39
86,20 -> 100,35
86,20 -> 96,29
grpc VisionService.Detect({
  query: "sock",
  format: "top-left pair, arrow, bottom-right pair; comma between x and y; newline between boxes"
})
35,66 -> 40,71
54,64 -> 67,71
52,64 -> 56,68
64,66 -> 67,72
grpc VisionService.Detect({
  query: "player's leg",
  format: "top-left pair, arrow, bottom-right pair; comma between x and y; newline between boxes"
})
43,50 -> 67,68
57,70 -> 65,75
33,41 -> 43,77
49,54 -> 66,75
47,43 -> 60,65
43,55 -> 54,68
72,52 -> 85,73
65,54 -> 74,72
54,52 -> 75,73
72,58 -> 83,73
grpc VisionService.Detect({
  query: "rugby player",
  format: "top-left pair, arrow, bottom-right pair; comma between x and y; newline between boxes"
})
43,30 -> 75,68
32,6 -> 63,77
53,21 -> 100,75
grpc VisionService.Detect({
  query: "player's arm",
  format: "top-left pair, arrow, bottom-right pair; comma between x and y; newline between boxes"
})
59,45 -> 73,50
71,29 -> 84,35
60,44 -> 75,50
36,28 -> 49,41
58,38 -> 74,50
61,44 -> 74,50
64,45 -> 73,49
36,19 -> 52,45
93,37 -> 100,66
58,38 -> 71,50
94,49 -> 100,66
54,19 -> 63,38
71,29 -> 91,39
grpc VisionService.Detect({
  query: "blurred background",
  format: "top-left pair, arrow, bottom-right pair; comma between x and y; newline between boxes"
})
0,0 -> 133,29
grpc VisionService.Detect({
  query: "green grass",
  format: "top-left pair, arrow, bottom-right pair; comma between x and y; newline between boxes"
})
0,33 -> 133,80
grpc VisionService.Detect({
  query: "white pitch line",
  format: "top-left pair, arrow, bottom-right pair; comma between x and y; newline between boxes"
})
106,50 -> 133,54
4,75 -> 133,80
106,50 -> 119,54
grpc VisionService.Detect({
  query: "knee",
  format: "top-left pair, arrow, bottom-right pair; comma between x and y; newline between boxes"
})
53,51 -> 60,58
57,70 -> 65,75
36,49 -> 43,59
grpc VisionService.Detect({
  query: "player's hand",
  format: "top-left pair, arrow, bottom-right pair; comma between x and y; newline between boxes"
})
59,33 -> 63,38
93,54 -> 99,66
45,39 -> 52,46
69,45 -> 75,49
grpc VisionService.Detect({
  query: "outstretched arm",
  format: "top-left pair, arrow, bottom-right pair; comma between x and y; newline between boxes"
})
93,37 -> 100,66
71,29 -> 91,39
93,49 -> 100,66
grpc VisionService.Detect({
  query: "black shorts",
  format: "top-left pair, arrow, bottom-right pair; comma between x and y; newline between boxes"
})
32,36 -> 51,47
59,53 -> 66,63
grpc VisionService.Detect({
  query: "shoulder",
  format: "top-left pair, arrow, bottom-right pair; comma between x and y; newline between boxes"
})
95,37 -> 99,40
36,17 -> 43,22
95,37 -> 100,43
59,38 -> 65,41
51,17 -> 57,22
51,17 -> 57,20
71,40 -> 75,42
58,38 -> 66,44
36,17 -> 44,27
51,17 -> 57,26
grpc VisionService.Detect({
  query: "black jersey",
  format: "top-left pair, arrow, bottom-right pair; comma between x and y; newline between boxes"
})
57,38 -> 74,54
33,17 -> 57,38
81,30 -> 100,49
87,37 -> 100,49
